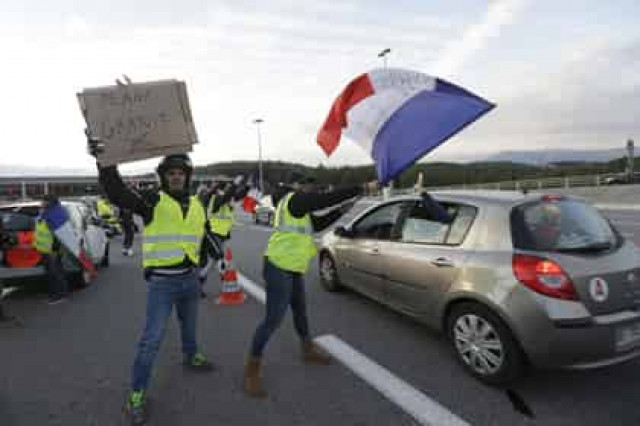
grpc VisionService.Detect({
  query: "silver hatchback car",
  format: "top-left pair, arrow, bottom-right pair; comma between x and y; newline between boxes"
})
319,191 -> 640,385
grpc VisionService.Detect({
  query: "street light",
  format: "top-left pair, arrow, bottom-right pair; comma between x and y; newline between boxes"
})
378,48 -> 391,68
253,118 -> 264,193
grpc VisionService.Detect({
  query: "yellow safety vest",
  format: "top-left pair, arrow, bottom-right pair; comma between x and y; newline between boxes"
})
143,192 -> 206,268
97,198 -> 114,218
207,195 -> 234,237
33,219 -> 54,254
265,192 -> 317,274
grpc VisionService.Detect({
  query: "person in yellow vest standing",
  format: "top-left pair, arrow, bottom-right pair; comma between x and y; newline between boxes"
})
97,194 -> 122,236
33,195 -> 70,305
88,140 -> 217,426
197,179 -> 247,298
243,171 -> 370,398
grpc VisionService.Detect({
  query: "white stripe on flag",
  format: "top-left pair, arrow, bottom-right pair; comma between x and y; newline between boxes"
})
344,69 -> 436,155
54,222 -> 80,257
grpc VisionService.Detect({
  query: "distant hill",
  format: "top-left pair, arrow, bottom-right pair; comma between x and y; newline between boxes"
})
483,148 -> 627,165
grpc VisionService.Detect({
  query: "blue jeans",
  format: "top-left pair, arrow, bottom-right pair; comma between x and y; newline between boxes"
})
131,271 -> 199,391
250,259 -> 310,357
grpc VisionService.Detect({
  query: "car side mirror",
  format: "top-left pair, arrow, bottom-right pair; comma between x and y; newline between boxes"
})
335,225 -> 353,238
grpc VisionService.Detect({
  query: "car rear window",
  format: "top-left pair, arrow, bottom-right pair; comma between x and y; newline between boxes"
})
511,199 -> 618,253
0,212 -> 35,232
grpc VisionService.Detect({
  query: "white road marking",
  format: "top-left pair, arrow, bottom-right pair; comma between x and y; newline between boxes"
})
237,272 -> 471,426
237,273 -> 266,304
316,335 -> 471,426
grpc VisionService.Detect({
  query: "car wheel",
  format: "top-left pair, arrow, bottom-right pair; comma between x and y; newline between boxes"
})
100,242 -> 110,268
319,252 -> 342,292
446,303 -> 526,386
70,269 -> 93,289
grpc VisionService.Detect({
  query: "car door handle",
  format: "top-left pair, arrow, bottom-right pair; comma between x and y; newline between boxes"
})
431,257 -> 454,267
365,247 -> 380,255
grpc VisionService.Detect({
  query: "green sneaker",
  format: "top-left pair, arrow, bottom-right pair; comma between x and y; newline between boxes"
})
126,390 -> 147,425
184,352 -> 215,372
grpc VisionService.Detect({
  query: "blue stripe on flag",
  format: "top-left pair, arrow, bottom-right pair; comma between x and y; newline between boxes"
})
371,88 -> 494,184
42,203 -> 70,230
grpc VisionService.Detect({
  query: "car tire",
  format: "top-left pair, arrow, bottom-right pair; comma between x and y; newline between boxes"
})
319,252 -> 343,292
100,242 -> 110,268
70,269 -> 92,289
446,302 -> 526,386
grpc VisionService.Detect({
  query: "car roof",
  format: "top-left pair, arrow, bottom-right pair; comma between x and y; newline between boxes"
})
375,190 -> 586,208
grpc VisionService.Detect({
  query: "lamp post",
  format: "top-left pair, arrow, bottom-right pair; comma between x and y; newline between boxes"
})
253,118 -> 264,193
378,48 -> 391,68
377,48 -> 392,198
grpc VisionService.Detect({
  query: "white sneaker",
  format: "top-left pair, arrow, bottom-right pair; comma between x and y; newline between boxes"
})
127,248 -> 134,256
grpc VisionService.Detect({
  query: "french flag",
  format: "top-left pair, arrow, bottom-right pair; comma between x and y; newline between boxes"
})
42,203 -> 97,279
317,68 -> 495,184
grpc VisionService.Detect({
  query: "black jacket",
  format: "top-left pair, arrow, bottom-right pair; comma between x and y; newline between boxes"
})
275,186 -> 363,232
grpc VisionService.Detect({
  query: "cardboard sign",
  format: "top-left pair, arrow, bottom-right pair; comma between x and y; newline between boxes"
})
78,79 -> 198,166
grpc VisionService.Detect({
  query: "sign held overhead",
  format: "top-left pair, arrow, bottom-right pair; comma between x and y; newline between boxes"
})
78,78 -> 198,166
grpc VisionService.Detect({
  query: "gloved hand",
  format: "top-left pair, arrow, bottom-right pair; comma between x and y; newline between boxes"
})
363,180 -> 379,195
85,128 -> 105,158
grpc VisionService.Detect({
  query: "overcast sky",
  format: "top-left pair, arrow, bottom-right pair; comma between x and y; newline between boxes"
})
1,0 -> 639,174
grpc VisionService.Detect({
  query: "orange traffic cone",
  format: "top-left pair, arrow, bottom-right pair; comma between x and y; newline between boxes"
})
216,248 -> 246,306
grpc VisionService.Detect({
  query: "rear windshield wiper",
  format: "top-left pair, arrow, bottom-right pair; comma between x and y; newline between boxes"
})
556,242 -> 613,253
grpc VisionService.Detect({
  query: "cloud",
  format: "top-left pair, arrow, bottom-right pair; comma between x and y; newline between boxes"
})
450,38 -> 640,154
0,4 -> 462,171
433,0 -> 527,78
0,1 -> 637,174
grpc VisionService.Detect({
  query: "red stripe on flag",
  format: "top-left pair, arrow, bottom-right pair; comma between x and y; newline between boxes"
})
317,73 -> 375,156
78,250 -> 98,279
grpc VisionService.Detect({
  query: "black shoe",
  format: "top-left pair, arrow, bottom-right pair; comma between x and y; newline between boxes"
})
199,290 -> 207,299
125,390 -> 147,425
47,296 -> 66,305
183,352 -> 215,372
0,313 -> 16,324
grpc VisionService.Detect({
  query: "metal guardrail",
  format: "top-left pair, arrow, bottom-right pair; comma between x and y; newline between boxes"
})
0,173 -> 623,201
433,174 -> 607,191
0,175 -> 224,201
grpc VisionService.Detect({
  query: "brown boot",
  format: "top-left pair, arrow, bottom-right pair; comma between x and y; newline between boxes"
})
243,356 -> 267,398
301,340 -> 332,365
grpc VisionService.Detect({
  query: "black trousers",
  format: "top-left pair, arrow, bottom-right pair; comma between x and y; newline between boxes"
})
43,253 -> 69,298
122,216 -> 135,249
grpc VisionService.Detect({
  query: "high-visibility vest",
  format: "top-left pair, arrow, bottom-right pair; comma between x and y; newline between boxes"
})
207,195 -> 234,237
33,219 -> 54,254
265,192 -> 317,274
143,192 -> 206,268
97,198 -> 114,218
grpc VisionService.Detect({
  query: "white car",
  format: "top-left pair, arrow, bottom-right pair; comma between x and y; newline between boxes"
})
254,196 -> 275,226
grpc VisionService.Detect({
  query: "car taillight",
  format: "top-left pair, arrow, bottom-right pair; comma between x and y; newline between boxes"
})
541,194 -> 564,202
5,231 -> 42,268
512,254 -> 577,300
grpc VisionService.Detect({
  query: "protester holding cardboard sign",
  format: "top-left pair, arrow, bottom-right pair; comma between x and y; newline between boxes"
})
84,78 -> 213,425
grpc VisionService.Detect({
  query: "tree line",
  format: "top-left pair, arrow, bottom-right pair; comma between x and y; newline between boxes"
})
191,157 -> 637,191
